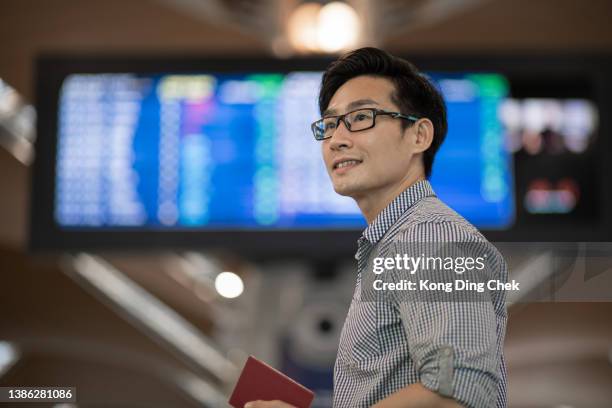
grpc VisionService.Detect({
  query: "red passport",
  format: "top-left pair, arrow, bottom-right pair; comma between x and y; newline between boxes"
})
228,356 -> 315,408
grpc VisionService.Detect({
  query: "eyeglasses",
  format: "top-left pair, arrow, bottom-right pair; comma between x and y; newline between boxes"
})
311,108 -> 420,141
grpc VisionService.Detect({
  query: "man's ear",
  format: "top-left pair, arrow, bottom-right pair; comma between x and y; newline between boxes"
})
410,118 -> 434,154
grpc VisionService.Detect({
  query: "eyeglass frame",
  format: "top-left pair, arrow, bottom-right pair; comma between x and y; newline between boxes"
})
311,108 -> 421,141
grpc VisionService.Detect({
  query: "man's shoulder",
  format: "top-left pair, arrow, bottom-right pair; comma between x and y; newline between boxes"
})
381,195 -> 508,276
390,195 -> 485,242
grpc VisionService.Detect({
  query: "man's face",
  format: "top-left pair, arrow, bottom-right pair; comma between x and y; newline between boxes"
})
321,75 -> 420,200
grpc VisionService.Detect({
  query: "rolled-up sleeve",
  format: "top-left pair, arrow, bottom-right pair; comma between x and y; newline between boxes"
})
397,301 -> 500,408
390,221 -> 504,408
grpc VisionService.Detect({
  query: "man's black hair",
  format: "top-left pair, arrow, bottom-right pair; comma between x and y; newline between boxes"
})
318,47 -> 447,178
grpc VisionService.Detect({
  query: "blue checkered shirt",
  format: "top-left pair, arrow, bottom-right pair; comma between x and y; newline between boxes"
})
333,180 -> 508,408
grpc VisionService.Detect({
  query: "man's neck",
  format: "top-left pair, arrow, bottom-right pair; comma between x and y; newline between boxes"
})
356,170 -> 425,225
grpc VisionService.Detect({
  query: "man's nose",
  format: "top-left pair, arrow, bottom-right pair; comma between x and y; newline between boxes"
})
329,120 -> 353,150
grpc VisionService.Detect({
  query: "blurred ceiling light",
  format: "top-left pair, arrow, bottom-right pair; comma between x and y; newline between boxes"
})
287,1 -> 361,54
214,271 -> 244,299
0,341 -> 19,377
165,252 -> 248,303
317,2 -> 361,52
287,2 -> 322,52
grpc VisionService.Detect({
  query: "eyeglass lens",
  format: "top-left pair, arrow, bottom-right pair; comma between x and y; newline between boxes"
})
321,109 -> 375,138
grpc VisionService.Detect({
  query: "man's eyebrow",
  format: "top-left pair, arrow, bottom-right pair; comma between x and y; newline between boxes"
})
323,99 -> 379,117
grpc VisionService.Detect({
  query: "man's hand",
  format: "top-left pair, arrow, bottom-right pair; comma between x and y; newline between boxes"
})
244,400 -> 297,408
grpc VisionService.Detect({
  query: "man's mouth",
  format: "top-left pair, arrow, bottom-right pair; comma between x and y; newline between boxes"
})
333,159 -> 362,172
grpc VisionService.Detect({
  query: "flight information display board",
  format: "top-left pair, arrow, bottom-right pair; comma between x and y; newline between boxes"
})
54,71 -> 514,230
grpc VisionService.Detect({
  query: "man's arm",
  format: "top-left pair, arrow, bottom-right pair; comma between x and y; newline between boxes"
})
386,228 -> 504,408
372,382 -> 464,408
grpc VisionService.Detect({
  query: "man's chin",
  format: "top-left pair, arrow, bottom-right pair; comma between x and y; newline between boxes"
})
332,183 -> 360,198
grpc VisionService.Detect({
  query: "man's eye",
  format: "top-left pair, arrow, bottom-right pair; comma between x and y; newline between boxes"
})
354,113 -> 371,121
324,121 -> 337,130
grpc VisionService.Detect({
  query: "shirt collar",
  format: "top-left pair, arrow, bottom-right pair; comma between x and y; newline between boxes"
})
361,179 -> 435,245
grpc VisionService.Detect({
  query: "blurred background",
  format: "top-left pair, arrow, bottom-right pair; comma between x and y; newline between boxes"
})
1,0 -> 612,407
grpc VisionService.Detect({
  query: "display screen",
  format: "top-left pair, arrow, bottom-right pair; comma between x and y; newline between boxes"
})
54,71 -> 514,230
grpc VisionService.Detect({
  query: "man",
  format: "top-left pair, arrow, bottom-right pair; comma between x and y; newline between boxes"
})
247,48 -> 507,408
